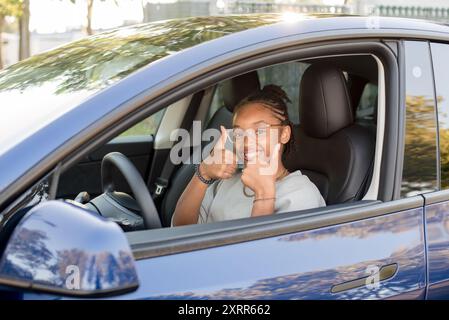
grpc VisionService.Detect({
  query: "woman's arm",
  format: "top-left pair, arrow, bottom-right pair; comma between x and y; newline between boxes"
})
251,187 -> 276,217
172,126 -> 236,226
172,166 -> 210,226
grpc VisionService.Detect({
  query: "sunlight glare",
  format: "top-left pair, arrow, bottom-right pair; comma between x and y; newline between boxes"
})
281,11 -> 306,23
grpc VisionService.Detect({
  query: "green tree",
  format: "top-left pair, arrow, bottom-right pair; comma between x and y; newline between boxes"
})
0,0 -> 22,69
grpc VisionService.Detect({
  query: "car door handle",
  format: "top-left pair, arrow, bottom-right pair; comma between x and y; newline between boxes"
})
330,263 -> 398,294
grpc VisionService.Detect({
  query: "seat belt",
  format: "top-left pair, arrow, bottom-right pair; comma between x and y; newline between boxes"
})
153,90 -> 205,199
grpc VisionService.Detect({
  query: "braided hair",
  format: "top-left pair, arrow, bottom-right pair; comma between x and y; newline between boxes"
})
233,84 -> 294,155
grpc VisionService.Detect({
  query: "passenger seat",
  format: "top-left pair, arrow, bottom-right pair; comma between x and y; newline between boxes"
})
283,63 -> 375,205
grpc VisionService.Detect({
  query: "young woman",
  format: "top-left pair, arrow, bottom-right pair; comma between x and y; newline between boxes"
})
172,84 -> 325,226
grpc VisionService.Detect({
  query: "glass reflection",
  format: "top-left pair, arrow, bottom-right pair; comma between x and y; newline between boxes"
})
0,202 -> 138,292
401,41 -> 438,197
0,14 -> 286,95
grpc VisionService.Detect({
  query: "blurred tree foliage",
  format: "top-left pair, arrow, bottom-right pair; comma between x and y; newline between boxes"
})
0,15 -> 280,94
402,95 -> 439,196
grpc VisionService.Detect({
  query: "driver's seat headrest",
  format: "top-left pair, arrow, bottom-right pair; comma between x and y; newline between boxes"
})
299,63 -> 354,139
221,71 -> 260,112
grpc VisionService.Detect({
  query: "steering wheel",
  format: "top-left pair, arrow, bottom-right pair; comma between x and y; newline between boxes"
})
86,152 -> 162,230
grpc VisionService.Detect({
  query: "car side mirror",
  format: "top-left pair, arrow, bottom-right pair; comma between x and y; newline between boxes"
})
0,201 -> 139,297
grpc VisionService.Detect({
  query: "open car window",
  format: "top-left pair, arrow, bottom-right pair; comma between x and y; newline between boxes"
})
43,53 -> 381,235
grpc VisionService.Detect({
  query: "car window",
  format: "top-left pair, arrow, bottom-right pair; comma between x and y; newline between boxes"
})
206,61 -> 309,125
431,42 -> 449,190
207,82 -> 225,122
120,109 -> 165,137
356,82 -> 378,123
257,61 -> 309,125
401,41 -> 438,197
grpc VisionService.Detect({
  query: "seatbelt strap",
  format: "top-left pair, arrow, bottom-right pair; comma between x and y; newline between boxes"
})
153,90 -> 205,199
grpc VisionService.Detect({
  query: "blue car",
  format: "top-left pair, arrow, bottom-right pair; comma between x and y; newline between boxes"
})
0,13 -> 449,300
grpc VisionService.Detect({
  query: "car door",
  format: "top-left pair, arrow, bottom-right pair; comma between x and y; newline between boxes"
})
117,199 -> 425,300
422,41 -> 449,300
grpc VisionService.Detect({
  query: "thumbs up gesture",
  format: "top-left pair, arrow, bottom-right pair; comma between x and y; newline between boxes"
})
199,126 -> 237,180
241,143 -> 281,197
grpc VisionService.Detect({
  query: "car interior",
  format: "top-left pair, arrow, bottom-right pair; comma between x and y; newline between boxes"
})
55,54 -> 380,232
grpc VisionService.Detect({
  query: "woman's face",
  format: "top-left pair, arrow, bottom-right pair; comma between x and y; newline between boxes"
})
232,102 -> 291,165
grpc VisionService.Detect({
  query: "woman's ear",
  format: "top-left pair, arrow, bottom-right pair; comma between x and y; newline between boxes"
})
280,125 -> 291,145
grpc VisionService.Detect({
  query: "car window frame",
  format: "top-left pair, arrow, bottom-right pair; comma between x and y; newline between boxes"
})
70,40 -> 399,257
423,41 -> 449,205
1,40 -> 400,259
400,40 -> 440,197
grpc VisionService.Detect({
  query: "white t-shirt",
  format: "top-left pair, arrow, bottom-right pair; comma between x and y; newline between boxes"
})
197,170 -> 326,224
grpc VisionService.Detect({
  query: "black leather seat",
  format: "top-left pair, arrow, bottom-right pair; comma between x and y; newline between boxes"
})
160,71 -> 260,226
283,63 -> 375,205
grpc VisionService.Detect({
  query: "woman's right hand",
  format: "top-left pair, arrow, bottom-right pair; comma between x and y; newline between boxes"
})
200,126 -> 237,180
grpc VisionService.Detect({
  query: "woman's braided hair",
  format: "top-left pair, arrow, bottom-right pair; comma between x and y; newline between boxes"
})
233,84 -> 294,155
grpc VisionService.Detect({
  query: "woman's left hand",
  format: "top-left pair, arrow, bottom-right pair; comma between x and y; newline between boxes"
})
241,144 -> 280,198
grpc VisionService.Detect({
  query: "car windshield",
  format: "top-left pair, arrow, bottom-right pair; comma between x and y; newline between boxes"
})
0,14 -> 286,155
